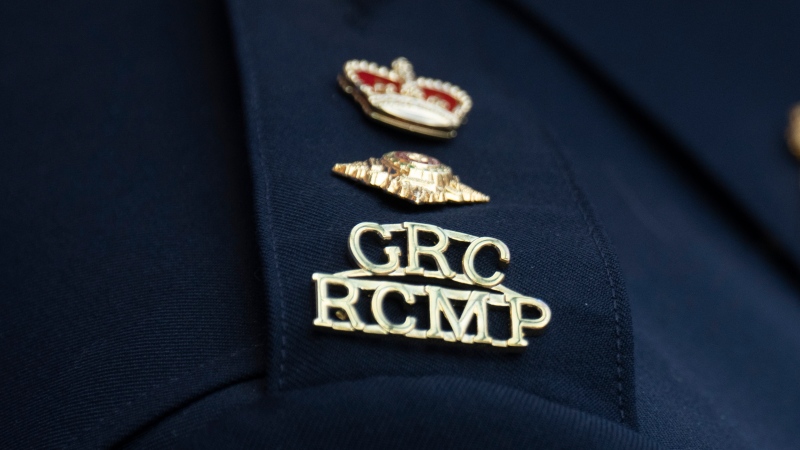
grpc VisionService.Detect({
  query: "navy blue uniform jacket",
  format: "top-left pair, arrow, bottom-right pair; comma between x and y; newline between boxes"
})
2,0 -> 799,448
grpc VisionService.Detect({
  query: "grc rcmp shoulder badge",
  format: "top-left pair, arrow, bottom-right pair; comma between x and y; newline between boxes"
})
338,57 -> 472,138
313,222 -> 551,348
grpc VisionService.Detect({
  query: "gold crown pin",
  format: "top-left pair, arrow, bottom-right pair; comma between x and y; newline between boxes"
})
338,57 -> 472,138
333,151 -> 489,205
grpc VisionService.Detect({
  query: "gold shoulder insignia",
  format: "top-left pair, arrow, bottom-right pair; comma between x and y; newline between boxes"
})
333,151 -> 489,205
313,222 -> 551,348
338,57 -> 472,138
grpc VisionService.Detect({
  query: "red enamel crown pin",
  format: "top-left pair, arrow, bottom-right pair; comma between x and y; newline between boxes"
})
338,57 -> 472,139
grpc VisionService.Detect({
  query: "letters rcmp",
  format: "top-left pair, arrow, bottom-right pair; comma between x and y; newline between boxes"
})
313,222 -> 551,348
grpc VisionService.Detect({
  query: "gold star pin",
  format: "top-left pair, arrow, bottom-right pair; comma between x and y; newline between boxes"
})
338,57 -> 472,139
333,151 -> 489,205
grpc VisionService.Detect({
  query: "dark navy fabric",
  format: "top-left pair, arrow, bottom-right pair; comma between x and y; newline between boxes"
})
1,0 -> 799,449
178,376 -> 658,449
516,0 -> 800,266
0,1 -> 267,448
473,2 -> 800,446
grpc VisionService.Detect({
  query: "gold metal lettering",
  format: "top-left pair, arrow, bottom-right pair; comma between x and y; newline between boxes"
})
462,236 -> 510,288
507,296 -> 551,347
403,222 -> 456,279
312,274 -> 365,331
349,222 -> 401,275
371,283 -> 417,335
313,222 -> 551,348
426,286 -> 492,344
